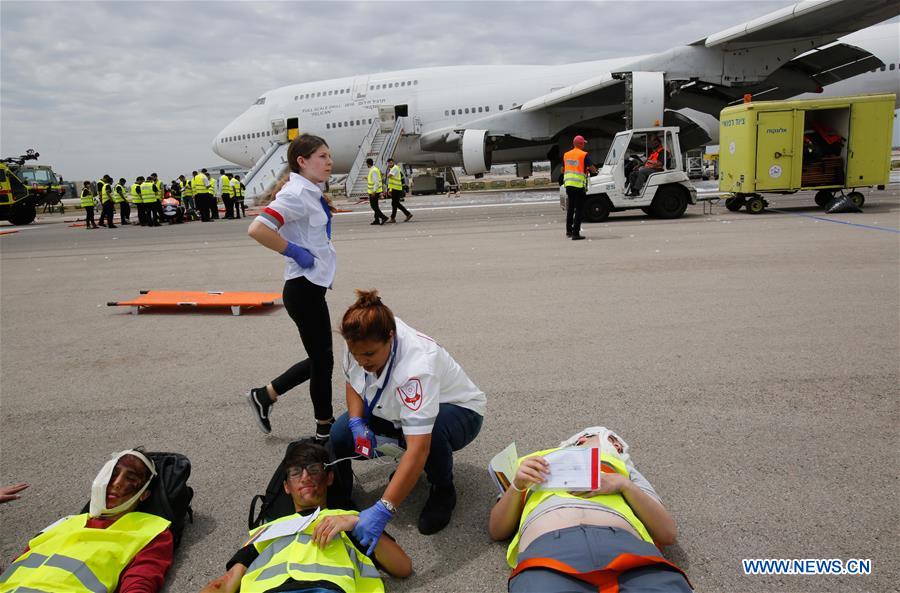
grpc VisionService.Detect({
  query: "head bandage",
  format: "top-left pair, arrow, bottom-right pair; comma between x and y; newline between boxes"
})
89,450 -> 157,518
559,426 -> 634,472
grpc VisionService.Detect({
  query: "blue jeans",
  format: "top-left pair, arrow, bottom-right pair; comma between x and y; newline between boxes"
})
330,404 -> 483,501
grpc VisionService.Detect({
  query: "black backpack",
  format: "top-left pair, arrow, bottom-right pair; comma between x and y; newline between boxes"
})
82,451 -> 194,547
247,438 -> 353,530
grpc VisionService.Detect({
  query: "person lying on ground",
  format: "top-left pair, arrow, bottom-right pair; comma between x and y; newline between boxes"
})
200,442 -> 411,593
0,449 -> 173,593
488,426 -> 692,592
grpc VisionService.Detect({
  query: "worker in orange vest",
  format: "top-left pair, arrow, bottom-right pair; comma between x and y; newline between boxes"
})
562,135 -> 598,241
627,135 -> 668,196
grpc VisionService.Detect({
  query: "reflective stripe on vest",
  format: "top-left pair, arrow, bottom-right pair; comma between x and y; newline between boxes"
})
140,181 -> 156,203
387,165 -> 403,191
130,183 -> 142,204
0,512 -> 170,593
240,509 -> 384,593
231,179 -> 241,197
220,175 -> 232,196
505,448 -> 653,568
367,167 -> 382,193
113,184 -> 125,203
80,189 -> 94,208
192,174 -> 208,194
563,148 -> 587,188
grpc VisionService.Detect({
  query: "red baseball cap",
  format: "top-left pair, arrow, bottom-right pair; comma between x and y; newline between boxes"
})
573,135 -> 586,146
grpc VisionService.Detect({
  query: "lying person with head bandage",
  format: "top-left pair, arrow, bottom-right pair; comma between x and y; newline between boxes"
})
0,449 -> 174,593
488,427 -> 693,593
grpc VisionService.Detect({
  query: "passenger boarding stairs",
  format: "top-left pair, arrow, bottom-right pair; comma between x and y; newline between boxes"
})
242,141 -> 290,204
345,113 -> 405,199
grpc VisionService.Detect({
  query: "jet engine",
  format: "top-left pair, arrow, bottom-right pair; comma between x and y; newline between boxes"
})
460,129 -> 492,175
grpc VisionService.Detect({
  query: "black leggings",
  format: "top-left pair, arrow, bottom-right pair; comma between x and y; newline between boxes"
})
271,276 -> 334,421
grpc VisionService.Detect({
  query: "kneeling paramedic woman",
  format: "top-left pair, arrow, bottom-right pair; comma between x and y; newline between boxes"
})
330,289 -> 486,541
488,427 -> 692,592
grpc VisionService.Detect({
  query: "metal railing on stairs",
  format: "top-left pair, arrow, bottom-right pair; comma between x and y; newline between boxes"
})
345,118 -> 406,199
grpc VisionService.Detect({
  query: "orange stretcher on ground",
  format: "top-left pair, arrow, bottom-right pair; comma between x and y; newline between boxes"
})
108,290 -> 281,316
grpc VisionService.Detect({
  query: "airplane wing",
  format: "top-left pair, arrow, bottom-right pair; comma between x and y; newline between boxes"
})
694,0 -> 900,49
421,0 -> 898,162
668,41 -> 886,115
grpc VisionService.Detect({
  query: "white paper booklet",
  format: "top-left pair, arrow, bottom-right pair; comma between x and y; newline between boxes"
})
251,507 -> 321,544
488,442 -> 519,494
533,447 -> 601,492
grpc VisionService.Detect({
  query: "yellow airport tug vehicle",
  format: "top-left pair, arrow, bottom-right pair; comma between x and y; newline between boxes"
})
718,94 -> 895,214
0,162 -> 36,225
2,149 -> 67,224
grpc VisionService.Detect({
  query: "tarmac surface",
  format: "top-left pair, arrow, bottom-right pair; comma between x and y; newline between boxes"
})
1,185 -> 898,593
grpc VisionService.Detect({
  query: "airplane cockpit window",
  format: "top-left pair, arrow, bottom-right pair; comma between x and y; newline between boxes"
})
254,97 -> 266,105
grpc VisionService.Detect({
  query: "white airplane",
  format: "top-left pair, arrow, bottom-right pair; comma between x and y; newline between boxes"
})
212,0 -> 899,198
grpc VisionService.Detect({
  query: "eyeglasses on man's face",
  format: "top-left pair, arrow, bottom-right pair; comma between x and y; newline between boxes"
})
286,463 -> 327,481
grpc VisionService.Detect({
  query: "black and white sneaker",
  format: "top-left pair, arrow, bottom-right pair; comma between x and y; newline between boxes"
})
314,418 -> 335,443
246,388 -> 273,434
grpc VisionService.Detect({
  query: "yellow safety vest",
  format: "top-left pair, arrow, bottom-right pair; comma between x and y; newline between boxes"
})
387,165 -> 403,191
113,184 -> 126,203
207,178 -> 217,198
192,174 -> 208,194
182,181 -> 193,198
563,148 -> 588,189
367,166 -> 382,193
240,509 -> 384,593
220,175 -> 232,196
140,181 -> 156,203
505,447 -> 654,568
80,188 -> 94,208
231,178 -> 242,198
0,512 -> 170,593
152,181 -> 161,201
97,181 -> 112,203
130,183 -> 142,204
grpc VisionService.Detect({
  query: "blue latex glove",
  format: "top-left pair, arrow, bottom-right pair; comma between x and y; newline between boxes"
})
282,241 -> 314,268
348,416 -> 377,457
352,500 -> 393,555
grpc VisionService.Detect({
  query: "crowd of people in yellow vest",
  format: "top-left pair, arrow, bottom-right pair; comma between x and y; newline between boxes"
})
78,169 -> 247,228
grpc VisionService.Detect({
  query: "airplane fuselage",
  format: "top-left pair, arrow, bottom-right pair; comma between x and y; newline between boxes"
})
213,24 -> 899,174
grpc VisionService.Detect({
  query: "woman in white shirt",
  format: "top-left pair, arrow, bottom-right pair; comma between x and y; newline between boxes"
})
330,289 -> 486,550
244,134 -> 338,443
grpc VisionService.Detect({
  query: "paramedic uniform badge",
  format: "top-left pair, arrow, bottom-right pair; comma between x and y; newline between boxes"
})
398,378 -> 423,411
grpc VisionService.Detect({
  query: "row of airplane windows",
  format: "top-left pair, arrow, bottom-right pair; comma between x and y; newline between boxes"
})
292,80 -> 421,102
868,63 -> 898,72
326,118 -> 374,129
445,105 -> 499,116
222,131 -> 272,143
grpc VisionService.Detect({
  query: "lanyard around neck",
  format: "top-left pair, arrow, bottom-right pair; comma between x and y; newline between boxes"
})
364,336 -> 398,421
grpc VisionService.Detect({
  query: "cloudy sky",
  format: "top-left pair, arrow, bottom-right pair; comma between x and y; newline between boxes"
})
1,0 -> 844,183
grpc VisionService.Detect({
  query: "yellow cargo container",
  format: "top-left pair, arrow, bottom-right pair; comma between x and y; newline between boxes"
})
718,94 -> 895,213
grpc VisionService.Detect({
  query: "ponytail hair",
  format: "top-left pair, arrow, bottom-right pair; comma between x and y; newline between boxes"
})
341,289 -> 396,344
258,173 -> 290,207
